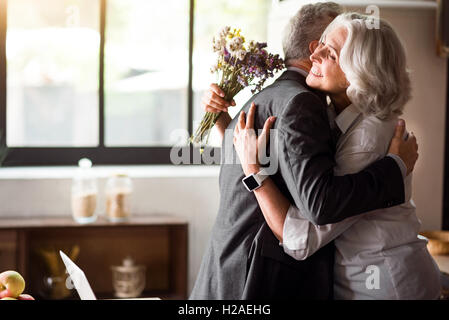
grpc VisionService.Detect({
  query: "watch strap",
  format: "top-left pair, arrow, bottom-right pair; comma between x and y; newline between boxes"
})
254,168 -> 270,185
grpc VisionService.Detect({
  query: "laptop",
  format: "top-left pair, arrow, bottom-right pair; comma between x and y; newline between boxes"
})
59,250 -> 98,300
59,250 -> 159,300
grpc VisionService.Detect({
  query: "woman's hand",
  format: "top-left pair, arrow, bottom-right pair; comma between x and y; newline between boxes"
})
201,83 -> 236,114
233,102 -> 276,176
201,83 -> 236,140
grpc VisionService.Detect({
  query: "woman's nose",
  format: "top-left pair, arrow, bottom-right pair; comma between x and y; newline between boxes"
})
311,42 -> 327,62
310,49 -> 322,63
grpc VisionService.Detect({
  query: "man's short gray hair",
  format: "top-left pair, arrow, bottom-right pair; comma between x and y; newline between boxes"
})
322,13 -> 411,119
282,2 -> 343,64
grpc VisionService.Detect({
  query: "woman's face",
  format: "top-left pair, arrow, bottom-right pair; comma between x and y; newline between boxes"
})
306,26 -> 349,96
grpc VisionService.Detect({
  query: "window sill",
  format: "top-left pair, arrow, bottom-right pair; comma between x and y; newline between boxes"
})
0,165 -> 221,180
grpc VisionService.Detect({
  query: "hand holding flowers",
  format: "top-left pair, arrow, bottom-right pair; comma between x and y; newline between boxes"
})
201,83 -> 235,114
191,26 -> 285,146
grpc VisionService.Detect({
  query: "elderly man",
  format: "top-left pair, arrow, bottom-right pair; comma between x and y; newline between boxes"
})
190,2 -> 418,300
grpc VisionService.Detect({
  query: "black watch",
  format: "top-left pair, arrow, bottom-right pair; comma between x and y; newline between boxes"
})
242,169 -> 269,192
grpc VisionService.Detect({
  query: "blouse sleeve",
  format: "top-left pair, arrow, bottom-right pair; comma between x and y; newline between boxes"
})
282,148 -> 387,260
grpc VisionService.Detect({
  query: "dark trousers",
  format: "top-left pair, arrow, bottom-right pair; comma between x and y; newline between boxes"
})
242,224 -> 334,300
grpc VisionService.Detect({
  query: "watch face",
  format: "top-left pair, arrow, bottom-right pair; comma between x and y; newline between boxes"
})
243,175 -> 259,190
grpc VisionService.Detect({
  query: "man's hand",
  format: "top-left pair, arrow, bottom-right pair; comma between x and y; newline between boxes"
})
387,119 -> 419,176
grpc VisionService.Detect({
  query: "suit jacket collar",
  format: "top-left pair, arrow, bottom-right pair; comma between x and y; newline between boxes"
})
277,70 -> 307,86
276,70 -> 326,104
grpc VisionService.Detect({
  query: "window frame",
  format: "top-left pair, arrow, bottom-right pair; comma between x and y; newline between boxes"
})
0,0 -> 213,166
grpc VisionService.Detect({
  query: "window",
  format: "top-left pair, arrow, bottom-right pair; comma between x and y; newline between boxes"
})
6,0 -> 100,147
104,0 -> 189,147
193,0 -> 269,147
0,0 -> 270,166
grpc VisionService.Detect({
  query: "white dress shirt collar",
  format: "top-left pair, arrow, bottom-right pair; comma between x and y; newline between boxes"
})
334,104 -> 362,135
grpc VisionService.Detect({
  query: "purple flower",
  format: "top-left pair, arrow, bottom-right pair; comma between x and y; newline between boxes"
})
257,42 -> 267,50
237,75 -> 248,87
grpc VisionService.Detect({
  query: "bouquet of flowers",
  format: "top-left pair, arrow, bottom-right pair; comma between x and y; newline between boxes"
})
190,26 -> 285,146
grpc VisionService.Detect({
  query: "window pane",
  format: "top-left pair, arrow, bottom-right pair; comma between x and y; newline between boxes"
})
193,0 -> 270,147
105,0 -> 189,147
6,0 -> 100,147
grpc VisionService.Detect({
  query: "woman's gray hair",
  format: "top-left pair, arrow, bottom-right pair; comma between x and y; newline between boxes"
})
322,12 -> 411,119
282,2 -> 343,64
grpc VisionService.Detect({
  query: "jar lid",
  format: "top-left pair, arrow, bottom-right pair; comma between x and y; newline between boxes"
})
78,158 -> 92,168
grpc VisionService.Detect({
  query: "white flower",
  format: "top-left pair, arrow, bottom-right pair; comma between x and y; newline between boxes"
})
236,49 -> 247,61
248,40 -> 257,51
219,26 -> 230,39
228,37 -> 243,53
212,36 -> 226,53
232,37 -> 243,47
212,38 -> 220,52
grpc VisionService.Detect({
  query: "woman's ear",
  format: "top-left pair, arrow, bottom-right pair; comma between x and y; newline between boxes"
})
309,40 -> 319,54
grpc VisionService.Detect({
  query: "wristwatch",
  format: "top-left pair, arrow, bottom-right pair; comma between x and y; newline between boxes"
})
242,168 -> 270,192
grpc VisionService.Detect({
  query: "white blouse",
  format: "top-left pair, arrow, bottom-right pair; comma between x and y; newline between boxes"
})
282,104 -> 442,300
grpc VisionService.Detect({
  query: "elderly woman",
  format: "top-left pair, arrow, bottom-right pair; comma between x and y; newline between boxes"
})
203,13 -> 441,299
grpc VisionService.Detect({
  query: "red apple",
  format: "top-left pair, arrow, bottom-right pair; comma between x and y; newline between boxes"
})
0,271 -> 25,299
17,294 -> 34,300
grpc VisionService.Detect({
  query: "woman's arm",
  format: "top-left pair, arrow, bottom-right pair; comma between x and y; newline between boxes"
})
232,103 -> 287,241
215,113 -> 232,141
253,176 -> 290,242
233,104 -> 359,245
281,150 -> 392,259
282,205 -> 359,260
233,103 -> 395,260
201,83 -> 235,141
233,105 -> 359,256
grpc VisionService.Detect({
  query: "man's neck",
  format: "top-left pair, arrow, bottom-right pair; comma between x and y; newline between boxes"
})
330,94 -> 352,115
286,59 -> 312,73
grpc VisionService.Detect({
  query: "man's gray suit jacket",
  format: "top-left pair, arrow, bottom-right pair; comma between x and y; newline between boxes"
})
189,70 -> 405,300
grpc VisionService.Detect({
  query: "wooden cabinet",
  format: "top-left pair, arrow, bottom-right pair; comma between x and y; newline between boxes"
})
0,215 -> 188,300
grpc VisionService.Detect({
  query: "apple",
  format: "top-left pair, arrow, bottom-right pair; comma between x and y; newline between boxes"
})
0,271 -> 25,299
1,297 -> 17,300
17,294 -> 34,300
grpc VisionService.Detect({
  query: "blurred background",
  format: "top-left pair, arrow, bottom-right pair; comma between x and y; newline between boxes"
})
5,0 -> 270,148
0,0 -> 448,299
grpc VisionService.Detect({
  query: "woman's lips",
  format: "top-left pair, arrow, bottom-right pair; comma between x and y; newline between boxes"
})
310,66 -> 323,77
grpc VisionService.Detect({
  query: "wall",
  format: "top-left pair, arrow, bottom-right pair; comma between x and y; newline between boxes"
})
384,8 -> 447,230
268,1 -> 448,230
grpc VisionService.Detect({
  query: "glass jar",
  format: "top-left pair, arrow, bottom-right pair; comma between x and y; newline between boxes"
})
110,257 -> 146,298
71,158 -> 98,224
105,173 -> 132,222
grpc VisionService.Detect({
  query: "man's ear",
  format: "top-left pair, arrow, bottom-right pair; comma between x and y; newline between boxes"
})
309,40 -> 319,54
